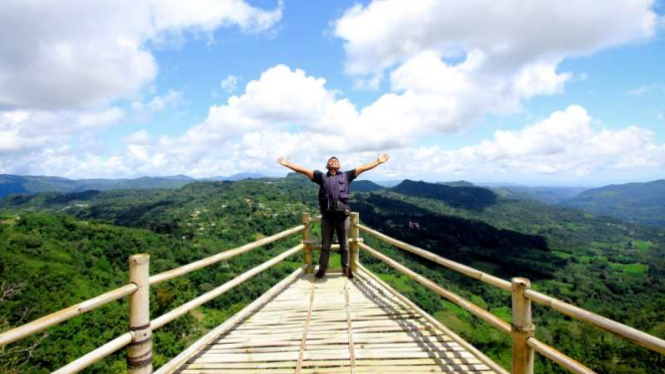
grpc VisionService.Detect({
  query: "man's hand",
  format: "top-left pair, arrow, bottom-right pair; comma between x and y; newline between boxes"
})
377,153 -> 390,164
276,156 -> 314,180
277,156 -> 290,167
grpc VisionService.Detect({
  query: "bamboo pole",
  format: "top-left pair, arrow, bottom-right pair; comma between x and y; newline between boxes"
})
301,213 -> 313,274
356,224 -> 512,291
356,264 -> 510,374
359,242 -> 511,334
149,224 -> 305,285
0,283 -> 137,348
51,332 -> 134,374
153,266 -> 306,374
349,212 -> 360,272
511,278 -> 534,374
151,244 -> 303,330
527,337 -> 597,374
524,288 -> 665,356
128,254 -> 152,374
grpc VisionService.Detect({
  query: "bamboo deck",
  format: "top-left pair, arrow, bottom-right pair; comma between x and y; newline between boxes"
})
167,268 -> 498,374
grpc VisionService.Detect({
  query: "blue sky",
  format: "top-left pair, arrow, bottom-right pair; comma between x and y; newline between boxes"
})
1,0 -> 664,186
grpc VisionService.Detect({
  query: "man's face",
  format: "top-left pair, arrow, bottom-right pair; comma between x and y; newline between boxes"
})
326,157 -> 340,171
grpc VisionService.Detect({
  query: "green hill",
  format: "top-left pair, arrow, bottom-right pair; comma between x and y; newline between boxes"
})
391,179 -> 498,211
564,179 -> 665,227
0,174 -> 194,198
490,185 -> 587,204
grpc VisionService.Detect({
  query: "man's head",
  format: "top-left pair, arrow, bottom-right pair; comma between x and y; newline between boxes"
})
326,156 -> 340,172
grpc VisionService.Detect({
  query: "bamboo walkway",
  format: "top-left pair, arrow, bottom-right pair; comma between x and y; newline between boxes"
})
168,268 -> 497,374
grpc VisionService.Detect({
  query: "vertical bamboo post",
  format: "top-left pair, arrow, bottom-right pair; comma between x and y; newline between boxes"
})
301,212 -> 313,274
128,254 -> 152,374
349,212 -> 360,272
511,277 -> 535,374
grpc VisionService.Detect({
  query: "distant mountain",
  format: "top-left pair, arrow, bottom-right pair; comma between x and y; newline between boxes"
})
563,179 -> 665,227
0,174 -> 193,198
352,180 -> 385,192
204,173 -> 265,181
373,179 -> 403,188
491,185 -> 587,204
437,180 -> 475,187
391,179 -> 497,211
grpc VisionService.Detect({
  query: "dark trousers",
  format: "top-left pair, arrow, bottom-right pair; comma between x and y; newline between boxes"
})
319,214 -> 350,272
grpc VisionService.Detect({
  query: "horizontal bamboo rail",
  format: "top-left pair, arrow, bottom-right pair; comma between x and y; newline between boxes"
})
357,223 -> 665,357
149,224 -> 305,285
356,224 -> 665,374
357,223 -> 512,291
527,338 -> 596,374
153,266 -> 306,374
356,264 -> 510,374
359,242 -> 511,334
151,244 -> 303,330
524,289 -> 665,356
0,283 -> 137,347
51,332 -> 135,374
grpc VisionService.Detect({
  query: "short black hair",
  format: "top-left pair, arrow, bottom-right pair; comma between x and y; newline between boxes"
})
328,156 -> 339,162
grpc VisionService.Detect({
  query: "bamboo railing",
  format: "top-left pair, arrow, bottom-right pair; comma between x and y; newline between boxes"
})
0,221 -> 308,373
356,221 -> 665,374
1,211 -> 663,374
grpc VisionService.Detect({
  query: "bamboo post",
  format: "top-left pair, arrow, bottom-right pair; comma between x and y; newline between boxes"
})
128,254 -> 152,374
511,277 -> 535,374
301,213 -> 313,274
349,212 -> 360,272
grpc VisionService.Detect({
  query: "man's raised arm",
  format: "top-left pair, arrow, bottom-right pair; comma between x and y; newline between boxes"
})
355,153 -> 390,177
277,156 -> 314,180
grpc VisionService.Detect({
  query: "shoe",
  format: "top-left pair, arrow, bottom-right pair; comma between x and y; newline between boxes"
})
343,267 -> 354,280
314,270 -> 325,279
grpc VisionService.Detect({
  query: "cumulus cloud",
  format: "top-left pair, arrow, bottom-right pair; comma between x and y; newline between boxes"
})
331,0 -> 658,135
390,106 -> 665,179
0,0 -> 282,110
334,0 -> 657,75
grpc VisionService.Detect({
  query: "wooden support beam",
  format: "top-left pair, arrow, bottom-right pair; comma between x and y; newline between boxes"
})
511,278 -> 534,374
301,212 -> 314,274
349,212 -> 360,272
128,254 -> 152,374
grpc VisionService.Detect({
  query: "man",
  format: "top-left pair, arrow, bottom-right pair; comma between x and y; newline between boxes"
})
277,154 -> 390,279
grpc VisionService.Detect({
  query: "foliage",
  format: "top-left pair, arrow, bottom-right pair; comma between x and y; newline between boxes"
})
564,179 -> 665,227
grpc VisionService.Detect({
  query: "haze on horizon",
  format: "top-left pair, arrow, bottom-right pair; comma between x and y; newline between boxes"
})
1,0 -> 664,186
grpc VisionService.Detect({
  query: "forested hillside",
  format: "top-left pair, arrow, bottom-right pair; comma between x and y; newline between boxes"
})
1,177 -> 664,373
564,179 -> 665,227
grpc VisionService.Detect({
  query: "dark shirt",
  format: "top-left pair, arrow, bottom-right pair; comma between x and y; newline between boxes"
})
311,169 -> 356,215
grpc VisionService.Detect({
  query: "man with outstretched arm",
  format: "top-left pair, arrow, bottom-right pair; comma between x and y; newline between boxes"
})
277,154 -> 390,279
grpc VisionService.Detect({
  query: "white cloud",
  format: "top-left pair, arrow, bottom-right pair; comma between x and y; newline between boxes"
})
0,0 -> 282,110
0,107 -> 124,156
131,90 -> 183,113
334,0 -> 657,75
626,83 -> 665,96
388,106 -> 665,179
124,129 -> 151,145
332,0 -> 658,133
220,75 -> 240,93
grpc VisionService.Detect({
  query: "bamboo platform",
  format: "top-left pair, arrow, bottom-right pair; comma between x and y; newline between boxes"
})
168,268 -> 497,374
